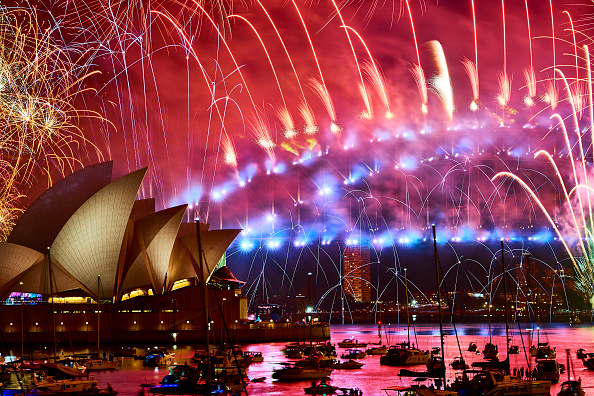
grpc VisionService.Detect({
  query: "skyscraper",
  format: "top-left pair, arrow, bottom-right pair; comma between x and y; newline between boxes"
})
343,246 -> 372,302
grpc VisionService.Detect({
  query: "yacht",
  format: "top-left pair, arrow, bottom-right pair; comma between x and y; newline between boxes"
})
531,342 -> 556,359
150,364 -> 240,395
482,343 -> 499,360
451,369 -> 551,396
271,364 -> 332,380
379,343 -> 430,366
450,356 -> 469,370
536,358 -> 561,384
333,359 -> 363,369
80,358 -> 118,371
366,345 -> 388,355
340,349 -> 366,360
243,351 -> 263,363
337,338 -> 368,348
143,347 -> 174,367
304,379 -> 338,395
558,380 -> 586,396
2,363 -> 117,395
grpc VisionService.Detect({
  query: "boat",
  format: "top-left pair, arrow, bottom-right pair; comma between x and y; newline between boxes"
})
143,347 -> 174,367
149,364 -> 203,394
24,349 -> 50,361
581,352 -> 594,369
333,360 -> 363,369
55,358 -> 87,374
451,369 -> 551,396
425,356 -> 445,374
559,348 -> 586,396
295,355 -> 335,369
381,385 -> 453,396
471,357 -> 510,371
399,349 -> 445,378
272,364 -> 332,381
0,366 -> 38,394
243,351 -> 263,363
285,346 -> 305,359
536,358 -> 561,384
30,379 -> 117,395
467,343 -> 478,352
379,343 -> 431,366
337,338 -> 368,348
366,345 -> 388,355
576,349 -> 587,359
558,380 -> 586,396
532,342 -> 556,359
430,347 -> 441,356
450,356 -> 468,370
7,363 -> 117,395
482,343 -> 499,360
340,349 -> 366,360
250,377 -> 265,383
508,345 -> 520,355
80,358 -> 118,371
304,379 -> 338,395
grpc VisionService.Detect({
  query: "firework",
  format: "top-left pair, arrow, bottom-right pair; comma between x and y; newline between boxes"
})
4,0 -> 594,309
0,7 -> 102,238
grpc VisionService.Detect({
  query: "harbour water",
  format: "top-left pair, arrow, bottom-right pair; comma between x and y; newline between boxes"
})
40,322 -> 593,395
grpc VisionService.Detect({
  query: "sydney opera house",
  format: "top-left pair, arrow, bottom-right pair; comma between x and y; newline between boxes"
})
0,162 -> 261,347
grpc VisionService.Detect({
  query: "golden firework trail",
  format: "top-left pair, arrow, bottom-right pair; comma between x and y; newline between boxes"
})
0,7 -> 103,239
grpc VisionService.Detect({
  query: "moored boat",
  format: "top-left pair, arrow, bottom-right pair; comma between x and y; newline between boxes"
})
532,342 -> 556,360
333,359 -> 363,370
450,356 -> 468,370
340,349 -> 366,360
272,364 -> 332,381
508,345 -> 520,355
143,348 -> 174,367
558,380 -> 585,396
244,351 -> 263,363
304,379 -> 338,395
536,358 -> 561,384
451,369 -> 551,396
379,343 -> 430,366
482,343 -> 499,360
337,338 -> 368,348
81,358 -> 119,371
576,349 -> 587,359
366,345 -> 388,355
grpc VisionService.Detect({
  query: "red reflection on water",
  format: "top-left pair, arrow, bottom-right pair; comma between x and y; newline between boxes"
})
86,323 -> 591,395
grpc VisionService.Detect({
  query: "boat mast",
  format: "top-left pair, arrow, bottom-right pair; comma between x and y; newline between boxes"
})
404,268 -> 410,346
501,241 -> 509,371
48,247 -> 57,363
196,220 -> 212,387
97,275 -> 101,357
566,348 -> 571,382
432,225 -> 445,389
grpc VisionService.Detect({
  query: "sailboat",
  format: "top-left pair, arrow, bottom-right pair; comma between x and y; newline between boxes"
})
380,268 -> 430,367
558,348 -> 585,396
398,226 -> 446,384
151,220 -> 248,395
472,242 -> 510,372
366,323 -> 388,355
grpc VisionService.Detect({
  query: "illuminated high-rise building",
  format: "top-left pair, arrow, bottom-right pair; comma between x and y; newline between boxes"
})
343,246 -> 372,302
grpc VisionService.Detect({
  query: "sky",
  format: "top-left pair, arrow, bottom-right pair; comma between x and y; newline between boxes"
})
6,0 -> 594,305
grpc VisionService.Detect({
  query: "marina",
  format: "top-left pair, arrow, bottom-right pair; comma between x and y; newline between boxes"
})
3,322 -> 591,395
